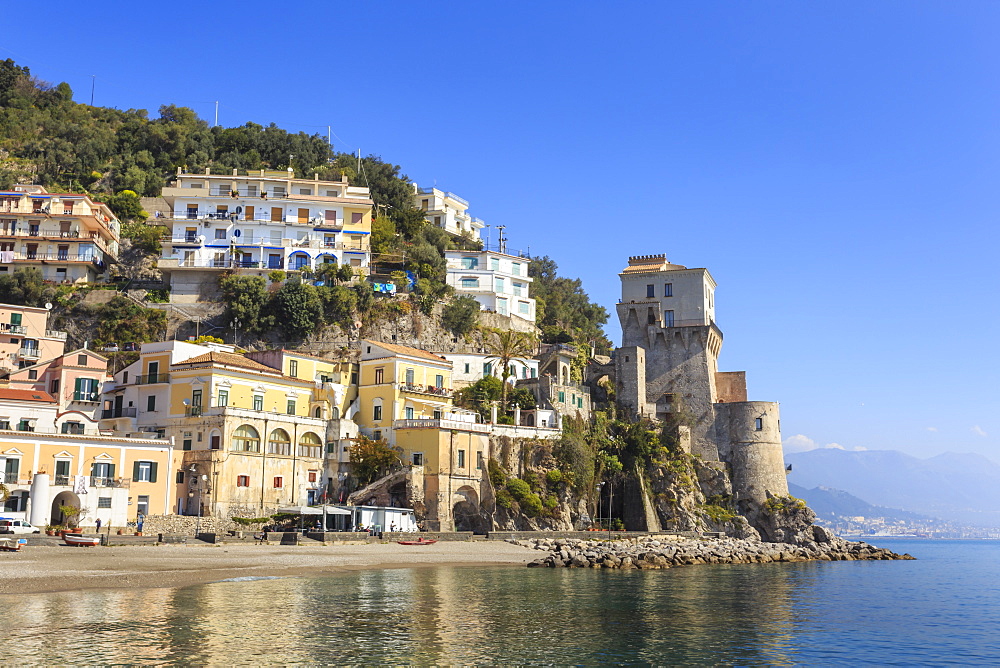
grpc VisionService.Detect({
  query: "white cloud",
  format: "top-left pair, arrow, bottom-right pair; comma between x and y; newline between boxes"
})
783,434 -> 818,453
783,435 -> 861,453
925,427 -> 938,432
972,425 -> 988,437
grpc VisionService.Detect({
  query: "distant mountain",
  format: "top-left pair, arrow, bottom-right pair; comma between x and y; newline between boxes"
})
786,449 -> 1000,527
787,483 -> 931,524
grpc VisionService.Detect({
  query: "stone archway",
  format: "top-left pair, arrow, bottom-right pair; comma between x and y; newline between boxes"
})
51,490 -> 81,527
452,485 -> 485,533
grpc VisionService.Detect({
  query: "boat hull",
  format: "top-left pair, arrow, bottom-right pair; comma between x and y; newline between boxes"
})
63,534 -> 101,547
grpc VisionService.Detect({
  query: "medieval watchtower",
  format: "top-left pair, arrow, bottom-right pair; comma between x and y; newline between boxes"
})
614,254 -> 788,508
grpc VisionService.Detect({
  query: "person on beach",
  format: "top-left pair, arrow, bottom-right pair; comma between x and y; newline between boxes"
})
95,518 -> 102,532
136,513 -> 145,533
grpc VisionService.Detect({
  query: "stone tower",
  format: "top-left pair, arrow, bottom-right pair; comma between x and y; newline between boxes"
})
615,254 -> 788,511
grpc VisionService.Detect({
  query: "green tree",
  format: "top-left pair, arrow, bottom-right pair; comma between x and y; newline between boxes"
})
94,296 -> 167,346
441,295 -> 480,336
349,435 -> 402,486
529,255 -> 611,352
484,329 -> 535,409
0,267 -> 49,306
273,278 -> 322,340
104,190 -> 147,223
219,275 -> 272,334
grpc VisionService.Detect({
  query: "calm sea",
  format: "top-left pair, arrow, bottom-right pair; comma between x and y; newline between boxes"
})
1,539 -> 998,665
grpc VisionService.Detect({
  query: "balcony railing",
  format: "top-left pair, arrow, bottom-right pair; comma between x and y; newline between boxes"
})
13,251 -> 108,265
185,406 -> 204,417
101,407 -> 137,419
88,476 -> 131,489
393,418 -> 489,433
0,324 -> 27,334
54,474 -> 71,486
400,383 -> 453,398
17,347 -> 40,358
136,373 -> 169,384
45,329 -> 68,340
72,391 -> 100,402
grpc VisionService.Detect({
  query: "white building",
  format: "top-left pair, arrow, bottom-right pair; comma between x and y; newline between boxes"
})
440,352 -> 539,389
156,169 -> 373,302
413,186 -> 485,241
444,250 -> 536,322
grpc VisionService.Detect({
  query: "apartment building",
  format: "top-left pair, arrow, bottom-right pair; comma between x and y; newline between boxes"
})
156,168 -> 373,302
100,341 -> 352,517
413,186 -> 485,241
0,388 -> 172,528
440,351 -> 539,389
0,185 -> 119,283
7,348 -> 110,434
444,250 -> 536,322
0,303 -> 68,373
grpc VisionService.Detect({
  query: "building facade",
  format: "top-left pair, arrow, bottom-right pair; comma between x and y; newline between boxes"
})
7,348 -> 110,434
444,250 -> 536,322
0,303 -> 68,373
0,185 -> 119,283
156,169 -> 373,302
413,186 -> 485,240
440,352 -> 539,389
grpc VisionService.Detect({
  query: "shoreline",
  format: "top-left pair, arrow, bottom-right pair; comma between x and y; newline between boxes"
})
0,542 -> 536,595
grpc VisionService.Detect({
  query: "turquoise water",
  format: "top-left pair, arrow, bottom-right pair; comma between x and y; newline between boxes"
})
1,539 -> 998,665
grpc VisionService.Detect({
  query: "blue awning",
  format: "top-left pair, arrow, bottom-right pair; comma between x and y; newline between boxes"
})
344,251 -> 367,255
28,195 -> 51,199
342,230 -> 371,235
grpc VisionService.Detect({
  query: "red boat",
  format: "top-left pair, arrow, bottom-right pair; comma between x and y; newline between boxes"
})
397,538 -> 437,545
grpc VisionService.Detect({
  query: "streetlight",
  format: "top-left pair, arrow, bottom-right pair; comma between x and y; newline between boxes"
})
188,465 -> 203,535
597,480 -> 613,540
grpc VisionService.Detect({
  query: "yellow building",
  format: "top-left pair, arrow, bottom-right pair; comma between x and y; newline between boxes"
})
0,388 -> 172,528
357,341 -> 489,531
100,341 -> 355,517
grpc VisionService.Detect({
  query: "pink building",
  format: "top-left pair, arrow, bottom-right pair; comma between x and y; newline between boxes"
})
0,303 -> 68,374
7,348 -> 109,434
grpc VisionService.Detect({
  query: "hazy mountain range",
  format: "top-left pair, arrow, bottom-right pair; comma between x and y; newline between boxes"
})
787,483 -> 932,525
785,449 -> 1000,527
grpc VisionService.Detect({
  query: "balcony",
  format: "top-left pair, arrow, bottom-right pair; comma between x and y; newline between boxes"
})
400,383 -> 453,398
393,418 -> 489,434
0,324 -> 26,335
54,474 -> 71,486
88,476 -> 131,489
101,407 -> 137,419
136,373 -> 169,385
17,347 -> 40,359
185,406 -> 204,417
45,329 -> 68,340
72,391 -> 100,403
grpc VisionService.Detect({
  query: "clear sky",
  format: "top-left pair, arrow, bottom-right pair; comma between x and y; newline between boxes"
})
5,1 -> 999,460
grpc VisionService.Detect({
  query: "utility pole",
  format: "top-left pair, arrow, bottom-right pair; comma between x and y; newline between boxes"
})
90,75 -> 95,105
496,225 -> 507,255
214,101 -> 219,127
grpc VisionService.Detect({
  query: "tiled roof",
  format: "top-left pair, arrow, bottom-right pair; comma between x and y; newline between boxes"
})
174,351 -> 278,373
364,340 -> 447,363
0,389 -> 56,403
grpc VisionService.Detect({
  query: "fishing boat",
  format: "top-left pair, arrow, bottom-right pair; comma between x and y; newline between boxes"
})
397,538 -> 437,545
63,534 -> 101,547
0,538 -> 26,552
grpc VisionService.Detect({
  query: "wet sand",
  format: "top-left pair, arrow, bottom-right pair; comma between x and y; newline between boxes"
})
0,541 -> 536,595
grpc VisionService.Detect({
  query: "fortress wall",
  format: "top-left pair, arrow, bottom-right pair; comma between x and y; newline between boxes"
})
614,346 -> 648,420
714,371 -> 747,403
713,401 -> 788,504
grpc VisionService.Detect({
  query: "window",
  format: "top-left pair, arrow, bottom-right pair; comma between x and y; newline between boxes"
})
61,422 -> 84,435
518,302 -> 530,314
491,258 -> 500,271
146,395 -> 156,412
215,228 -> 226,239
10,313 -> 21,326
4,457 -> 19,479
755,417 -> 763,431
237,475 -> 250,487
433,409 -> 442,420
405,368 -> 415,385
218,389 -> 228,407
373,404 -> 382,421
495,277 -> 505,292
97,497 -> 112,509
483,362 -> 492,377
286,400 -> 296,415
192,389 -> 202,407
477,452 -> 484,469
134,461 -> 157,483
253,395 -> 263,411
464,363 -> 470,374
664,310 -> 674,327
374,368 -> 384,384
461,278 -> 479,288
664,283 -> 673,297
289,360 -> 298,377
27,369 -> 37,380
461,256 -> 478,269
457,449 -> 466,468
233,425 -> 261,452
646,284 -> 655,298
558,391 -> 566,403
182,438 -> 192,451
176,471 -> 186,485
273,476 -> 284,489
405,406 -> 414,420
210,434 -> 221,450
512,262 -> 521,276
308,471 -> 317,483
298,432 -> 322,458
267,429 -> 291,456
412,452 -> 423,466
137,495 -> 149,516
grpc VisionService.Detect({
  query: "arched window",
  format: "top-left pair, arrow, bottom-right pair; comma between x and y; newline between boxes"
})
298,432 -> 322,458
331,406 -> 340,420
313,406 -> 323,418
232,425 -> 260,452
268,429 -> 291,456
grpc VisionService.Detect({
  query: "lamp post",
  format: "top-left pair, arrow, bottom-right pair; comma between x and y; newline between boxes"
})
598,480 -> 613,540
188,465 -> 203,535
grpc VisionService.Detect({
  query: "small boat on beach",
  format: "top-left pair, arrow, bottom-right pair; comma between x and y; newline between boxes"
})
0,538 -> 26,552
397,538 -> 437,546
63,534 -> 101,547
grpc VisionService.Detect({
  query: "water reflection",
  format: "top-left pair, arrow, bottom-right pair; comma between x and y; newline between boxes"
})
0,563 -> 858,665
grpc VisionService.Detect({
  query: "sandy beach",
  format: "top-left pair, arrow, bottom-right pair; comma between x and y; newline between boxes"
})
0,541 -> 537,595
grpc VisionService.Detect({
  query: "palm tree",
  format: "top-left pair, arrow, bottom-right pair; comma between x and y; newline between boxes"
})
485,330 -> 536,412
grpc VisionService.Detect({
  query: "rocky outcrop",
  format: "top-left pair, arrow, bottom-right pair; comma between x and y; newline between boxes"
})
515,534 -> 914,569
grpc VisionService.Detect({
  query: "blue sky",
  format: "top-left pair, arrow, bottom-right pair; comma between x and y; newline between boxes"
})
7,1 -> 1000,460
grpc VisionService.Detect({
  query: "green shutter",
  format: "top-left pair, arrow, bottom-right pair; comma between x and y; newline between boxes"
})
149,462 -> 157,483
133,461 -> 140,480
74,378 -> 83,393
108,463 -> 115,479
90,462 -> 98,477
